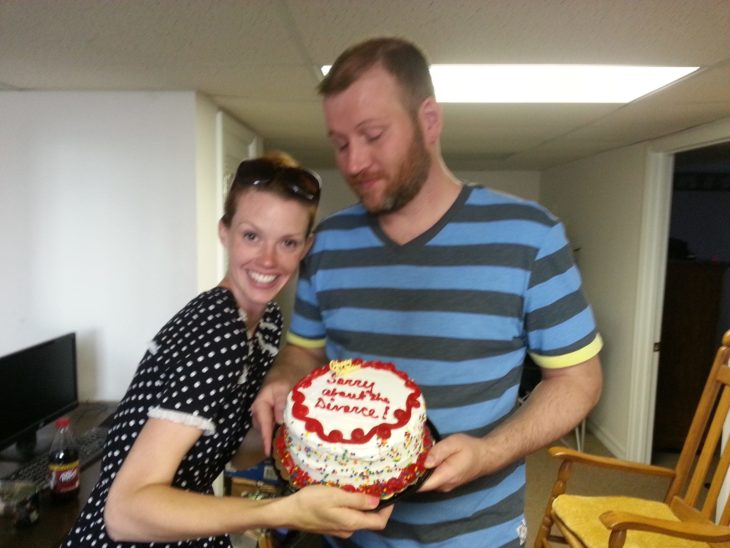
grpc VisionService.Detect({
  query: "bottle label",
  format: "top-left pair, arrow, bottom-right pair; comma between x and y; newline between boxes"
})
49,460 -> 80,493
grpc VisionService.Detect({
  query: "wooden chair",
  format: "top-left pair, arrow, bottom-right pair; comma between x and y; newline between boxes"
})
534,330 -> 730,547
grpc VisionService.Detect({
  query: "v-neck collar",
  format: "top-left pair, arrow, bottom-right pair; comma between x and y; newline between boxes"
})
368,183 -> 471,250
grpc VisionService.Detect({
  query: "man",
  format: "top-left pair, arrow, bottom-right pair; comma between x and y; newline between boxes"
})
252,37 -> 602,547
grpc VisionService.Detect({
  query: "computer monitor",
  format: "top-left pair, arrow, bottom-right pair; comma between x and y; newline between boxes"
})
0,333 -> 78,461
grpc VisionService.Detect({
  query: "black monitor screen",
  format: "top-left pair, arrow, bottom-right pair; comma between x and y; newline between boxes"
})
0,333 -> 78,456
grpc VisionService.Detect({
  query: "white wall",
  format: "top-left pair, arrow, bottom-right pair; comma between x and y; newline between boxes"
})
541,144 -> 650,458
0,91 -> 218,400
539,117 -> 730,461
457,170 -> 541,202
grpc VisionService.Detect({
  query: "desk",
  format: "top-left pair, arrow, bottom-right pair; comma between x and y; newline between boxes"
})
0,402 -> 116,548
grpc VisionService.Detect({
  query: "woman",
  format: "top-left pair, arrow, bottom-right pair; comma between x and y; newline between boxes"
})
62,153 -> 391,547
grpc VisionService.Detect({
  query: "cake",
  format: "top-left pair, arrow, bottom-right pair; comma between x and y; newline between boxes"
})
274,358 -> 434,498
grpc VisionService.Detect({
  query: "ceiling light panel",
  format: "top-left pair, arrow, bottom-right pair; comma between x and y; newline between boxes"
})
322,64 -> 699,104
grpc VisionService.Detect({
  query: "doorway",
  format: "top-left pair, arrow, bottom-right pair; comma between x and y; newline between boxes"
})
652,143 -> 730,457
215,111 -> 263,280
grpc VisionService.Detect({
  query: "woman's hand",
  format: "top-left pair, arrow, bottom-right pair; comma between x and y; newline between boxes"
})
273,485 -> 393,538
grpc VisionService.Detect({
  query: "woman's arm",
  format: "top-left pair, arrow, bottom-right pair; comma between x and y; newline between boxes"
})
105,417 -> 392,542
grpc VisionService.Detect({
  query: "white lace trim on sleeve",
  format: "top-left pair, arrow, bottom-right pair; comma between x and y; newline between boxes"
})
147,407 -> 216,436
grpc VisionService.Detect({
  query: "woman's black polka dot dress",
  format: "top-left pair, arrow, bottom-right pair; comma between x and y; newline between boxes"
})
62,287 -> 282,547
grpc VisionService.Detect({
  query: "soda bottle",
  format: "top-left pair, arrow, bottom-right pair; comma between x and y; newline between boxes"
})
48,416 -> 80,500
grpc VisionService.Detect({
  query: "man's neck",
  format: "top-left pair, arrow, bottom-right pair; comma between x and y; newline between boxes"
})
377,165 -> 462,245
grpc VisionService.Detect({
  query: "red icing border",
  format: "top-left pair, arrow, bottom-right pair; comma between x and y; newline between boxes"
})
274,421 -> 434,497
290,359 -> 422,445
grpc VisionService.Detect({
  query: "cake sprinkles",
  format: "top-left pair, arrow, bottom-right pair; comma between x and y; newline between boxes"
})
274,359 -> 434,498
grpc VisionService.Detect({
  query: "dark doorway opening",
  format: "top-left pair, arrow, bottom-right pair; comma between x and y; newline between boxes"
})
652,142 -> 730,456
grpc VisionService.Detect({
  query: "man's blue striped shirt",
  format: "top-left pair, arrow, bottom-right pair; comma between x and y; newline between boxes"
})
288,184 -> 602,546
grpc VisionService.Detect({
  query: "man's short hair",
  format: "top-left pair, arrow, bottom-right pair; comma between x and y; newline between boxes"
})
318,37 -> 435,116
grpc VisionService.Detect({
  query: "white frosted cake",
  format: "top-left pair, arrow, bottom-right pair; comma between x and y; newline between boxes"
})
274,359 -> 433,497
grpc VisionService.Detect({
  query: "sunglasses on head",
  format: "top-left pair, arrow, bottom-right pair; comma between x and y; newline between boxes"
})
234,159 -> 321,202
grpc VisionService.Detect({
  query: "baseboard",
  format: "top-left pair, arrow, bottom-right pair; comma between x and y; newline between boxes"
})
585,417 -> 626,459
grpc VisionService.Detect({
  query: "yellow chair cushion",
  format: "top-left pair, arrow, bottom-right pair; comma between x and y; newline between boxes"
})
552,494 -> 710,547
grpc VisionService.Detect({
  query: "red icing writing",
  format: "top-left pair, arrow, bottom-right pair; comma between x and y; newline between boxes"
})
326,375 -> 375,390
317,375 -> 392,421
294,360 -> 422,444
320,386 -> 390,404
315,397 -> 380,418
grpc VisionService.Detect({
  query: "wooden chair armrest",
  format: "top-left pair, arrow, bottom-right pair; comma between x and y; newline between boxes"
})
600,510 -> 730,543
671,496 -> 711,523
548,446 -> 676,478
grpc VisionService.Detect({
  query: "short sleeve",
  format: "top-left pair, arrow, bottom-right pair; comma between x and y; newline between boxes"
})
148,294 -> 247,434
287,251 -> 327,347
524,222 -> 602,367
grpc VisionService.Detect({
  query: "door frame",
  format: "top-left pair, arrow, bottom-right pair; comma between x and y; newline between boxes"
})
628,119 -> 730,463
215,111 -> 263,279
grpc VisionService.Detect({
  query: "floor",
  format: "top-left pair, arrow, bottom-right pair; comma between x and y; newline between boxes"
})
231,530 -> 320,547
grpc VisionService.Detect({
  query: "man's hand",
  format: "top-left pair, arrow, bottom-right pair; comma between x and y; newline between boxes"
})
251,378 -> 292,456
418,434 -> 489,493
251,344 -> 326,455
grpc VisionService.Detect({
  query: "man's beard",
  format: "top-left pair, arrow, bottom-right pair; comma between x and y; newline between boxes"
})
358,125 -> 431,215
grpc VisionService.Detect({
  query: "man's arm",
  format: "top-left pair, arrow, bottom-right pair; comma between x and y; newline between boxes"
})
421,354 -> 602,492
251,343 -> 327,456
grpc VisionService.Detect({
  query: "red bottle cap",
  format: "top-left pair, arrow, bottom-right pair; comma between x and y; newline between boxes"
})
55,416 -> 71,428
